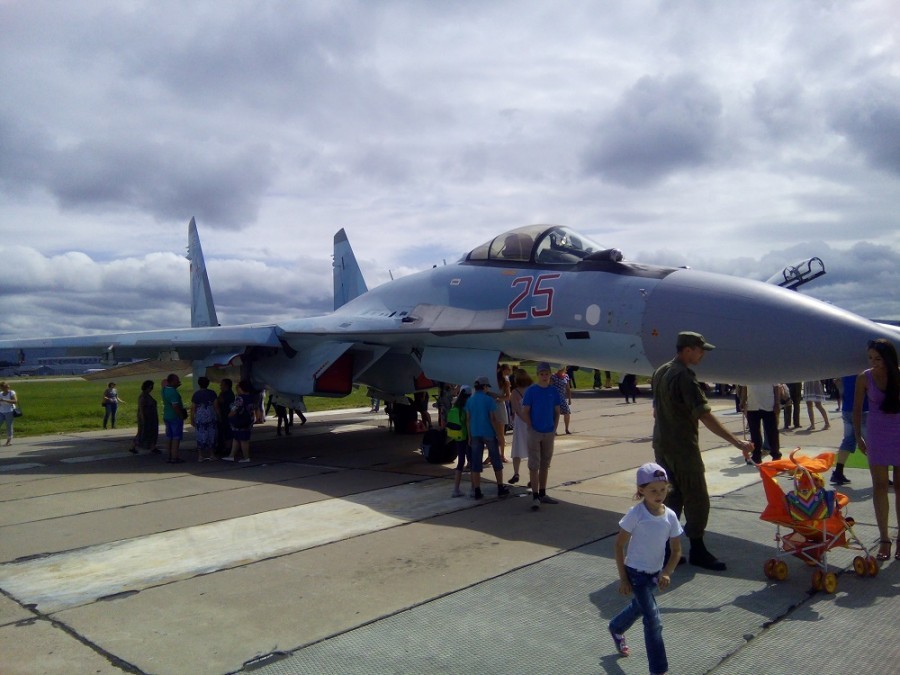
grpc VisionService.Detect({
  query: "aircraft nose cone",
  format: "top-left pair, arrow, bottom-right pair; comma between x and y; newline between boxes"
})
641,269 -> 899,383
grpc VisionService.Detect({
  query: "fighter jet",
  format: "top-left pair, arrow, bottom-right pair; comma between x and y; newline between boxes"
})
1,219 -> 898,401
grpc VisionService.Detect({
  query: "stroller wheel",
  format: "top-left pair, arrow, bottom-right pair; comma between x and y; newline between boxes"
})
811,570 -> 824,590
866,557 -> 879,577
773,560 -> 789,581
822,572 -> 838,593
764,559 -> 777,578
853,556 -> 868,576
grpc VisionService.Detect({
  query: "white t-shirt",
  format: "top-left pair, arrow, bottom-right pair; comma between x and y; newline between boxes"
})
619,501 -> 683,573
745,384 -> 777,411
0,390 -> 16,414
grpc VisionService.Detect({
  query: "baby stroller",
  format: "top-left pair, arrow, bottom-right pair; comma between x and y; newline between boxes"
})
758,449 -> 875,593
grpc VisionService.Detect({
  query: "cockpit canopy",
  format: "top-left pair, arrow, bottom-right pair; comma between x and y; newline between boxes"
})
465,225 -> 622,265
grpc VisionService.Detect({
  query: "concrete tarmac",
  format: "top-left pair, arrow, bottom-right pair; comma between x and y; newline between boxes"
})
0,389 -> 896,674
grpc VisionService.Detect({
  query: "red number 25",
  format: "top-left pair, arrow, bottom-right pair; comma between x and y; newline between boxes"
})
507,274 -> 560,320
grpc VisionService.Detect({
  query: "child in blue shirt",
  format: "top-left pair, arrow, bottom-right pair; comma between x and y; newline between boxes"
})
609,463 -> 683,674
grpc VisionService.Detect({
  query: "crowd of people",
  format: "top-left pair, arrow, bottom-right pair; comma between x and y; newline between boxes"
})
443,361 -> 570,507
121,374 -> 269,464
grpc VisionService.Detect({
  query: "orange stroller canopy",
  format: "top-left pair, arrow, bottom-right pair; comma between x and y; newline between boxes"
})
759,449 -> 847,531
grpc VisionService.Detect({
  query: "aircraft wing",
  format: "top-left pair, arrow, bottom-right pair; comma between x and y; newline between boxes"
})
0,325 -> 284,365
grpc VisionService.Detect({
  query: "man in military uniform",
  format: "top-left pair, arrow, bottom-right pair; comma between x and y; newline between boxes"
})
652,332 -> 754,571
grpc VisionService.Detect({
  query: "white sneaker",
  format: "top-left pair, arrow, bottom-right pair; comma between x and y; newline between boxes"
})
238,458 -> 251,463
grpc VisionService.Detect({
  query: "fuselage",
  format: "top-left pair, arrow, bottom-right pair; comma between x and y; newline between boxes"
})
319,254 -> 899,386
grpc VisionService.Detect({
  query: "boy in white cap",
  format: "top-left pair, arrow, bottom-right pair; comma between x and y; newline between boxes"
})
609,462 -> 682,675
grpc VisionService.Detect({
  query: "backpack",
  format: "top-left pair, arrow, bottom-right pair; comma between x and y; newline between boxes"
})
445,407 -> 467,441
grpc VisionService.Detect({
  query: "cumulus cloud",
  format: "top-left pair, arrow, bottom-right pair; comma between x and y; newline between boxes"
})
0,244 -> 335,339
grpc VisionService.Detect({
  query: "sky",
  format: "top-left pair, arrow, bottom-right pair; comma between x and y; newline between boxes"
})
1,0 -> 899,339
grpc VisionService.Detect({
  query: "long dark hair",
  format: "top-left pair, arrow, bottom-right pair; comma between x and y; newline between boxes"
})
514,368 -> 533,389
869,338 -> 900,414
497,363 -> 511,389
454,389 -> 470,409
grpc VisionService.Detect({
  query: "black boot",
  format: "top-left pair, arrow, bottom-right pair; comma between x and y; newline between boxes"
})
689,537 -> 727,571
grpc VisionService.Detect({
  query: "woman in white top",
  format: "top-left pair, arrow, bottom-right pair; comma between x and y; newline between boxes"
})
802,380 -> 830,430
508,368 -> 533,485
492,363 -> 512,463
0,381 -> 19,446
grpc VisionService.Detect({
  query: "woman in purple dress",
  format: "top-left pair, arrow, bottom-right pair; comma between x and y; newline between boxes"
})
854,338 -> 900,561
190,376 -> 218,462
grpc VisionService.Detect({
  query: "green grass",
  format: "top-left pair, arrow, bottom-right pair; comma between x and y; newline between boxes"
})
6,367 -> 634,437
5,377 -> 371,438
844,450 -> 870,470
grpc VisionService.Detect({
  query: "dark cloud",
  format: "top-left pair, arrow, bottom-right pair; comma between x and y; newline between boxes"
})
112,4 -> 377,111
829,79 -> 900,177
0,113 -> 54,193
581,73 -> 722,187
48,138 -> 275,229
750,76 -> 811,141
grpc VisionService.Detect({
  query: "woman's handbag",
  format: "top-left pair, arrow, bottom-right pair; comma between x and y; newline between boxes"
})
12,406 -> 22,418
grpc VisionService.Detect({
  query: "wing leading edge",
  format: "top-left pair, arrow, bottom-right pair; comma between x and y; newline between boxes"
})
0,325 -> 284,363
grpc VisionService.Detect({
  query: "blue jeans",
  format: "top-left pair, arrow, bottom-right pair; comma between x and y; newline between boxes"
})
840,410 -> 866,452
103,402 -> 118,428
468,436 -> 501,472
609,566 -> 667,674
0,411 -> 14,440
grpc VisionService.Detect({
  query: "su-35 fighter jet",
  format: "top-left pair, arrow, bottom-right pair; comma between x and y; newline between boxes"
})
2,219 -> 898,405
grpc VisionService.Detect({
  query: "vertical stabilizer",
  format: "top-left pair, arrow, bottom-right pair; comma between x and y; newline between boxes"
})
187,217 -> 219,328
333,228 -> 368,310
